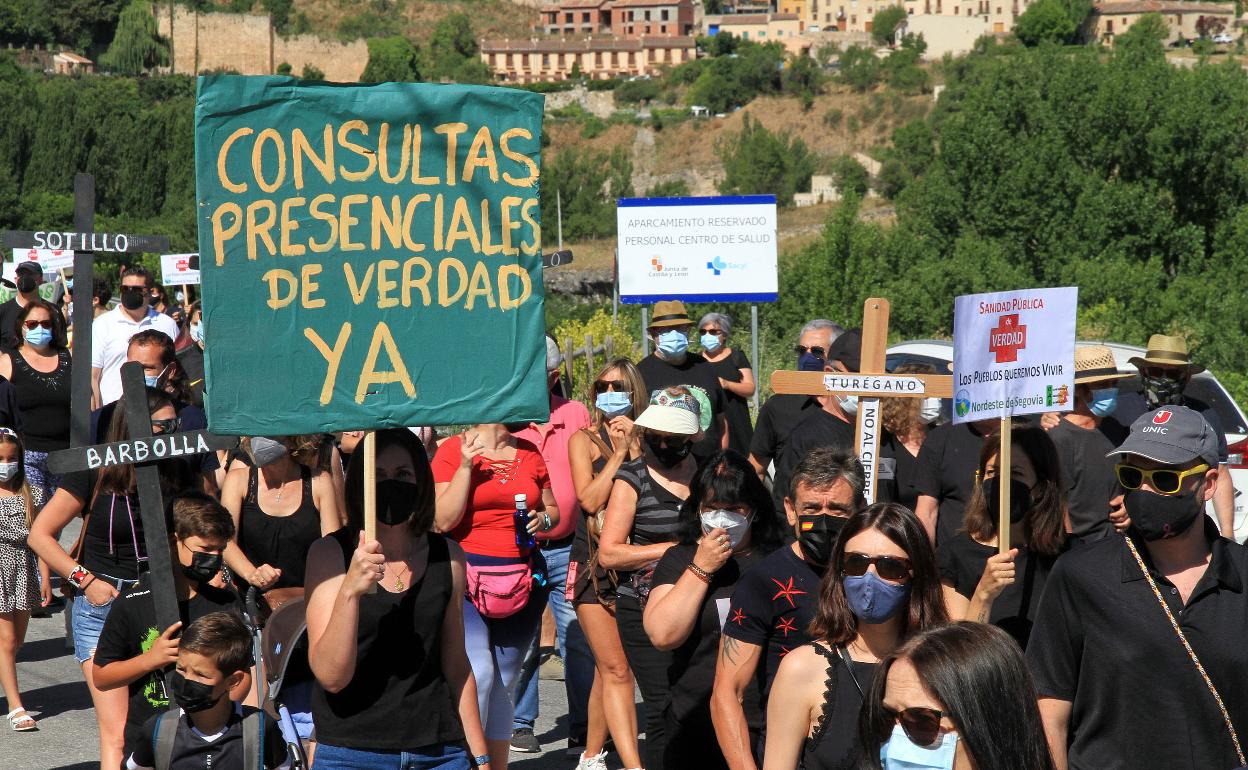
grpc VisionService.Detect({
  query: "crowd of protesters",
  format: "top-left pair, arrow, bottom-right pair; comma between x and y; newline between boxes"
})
0,280 -> 1243,770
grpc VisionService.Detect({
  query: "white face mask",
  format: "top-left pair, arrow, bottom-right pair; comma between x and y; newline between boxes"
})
701,509 -> 752,549
919,397 -> 942,424
0,462 -> 19,482
836,394 -> 859,416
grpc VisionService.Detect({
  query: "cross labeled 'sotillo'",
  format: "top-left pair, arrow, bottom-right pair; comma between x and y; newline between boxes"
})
770,298 -> 953,503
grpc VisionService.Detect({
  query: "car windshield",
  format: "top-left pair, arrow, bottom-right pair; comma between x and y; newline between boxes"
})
1117,375 -> 1248,434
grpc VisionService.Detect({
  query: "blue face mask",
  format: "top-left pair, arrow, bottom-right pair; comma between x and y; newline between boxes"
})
144,363 -> 170,389
798,352 -> 825,371
23,326 -> 52,348
190,322 -> 204,344
880,723 -> 958,770
701,332 -> 722,353
595,391 -> 632,418
1089,387 -> 1118,417
657,329 -> 689,357
844,570 -> 911,624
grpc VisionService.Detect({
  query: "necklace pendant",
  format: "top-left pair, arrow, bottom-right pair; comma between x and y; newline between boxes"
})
395,576 -> 404,591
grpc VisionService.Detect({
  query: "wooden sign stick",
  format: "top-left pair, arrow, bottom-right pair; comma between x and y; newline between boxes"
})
856,298 -> 890,505
363,431 -> 377,594
998,417 -> 1012,554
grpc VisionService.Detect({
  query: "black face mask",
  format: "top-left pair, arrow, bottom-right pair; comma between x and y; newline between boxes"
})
181,549 -> 223,584
16,274 -> 37,293
120,286 -> 147,311
984,477 -> 1032,524
168,671 -> 224,713
645,434 -> 692,467
1142,374 -> 1184,409
376,478 -> 419,527
1125,488 -> 1202,541
796,513 -> 845,573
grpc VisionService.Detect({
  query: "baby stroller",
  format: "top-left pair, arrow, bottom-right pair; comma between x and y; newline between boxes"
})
244,588 -> 311,770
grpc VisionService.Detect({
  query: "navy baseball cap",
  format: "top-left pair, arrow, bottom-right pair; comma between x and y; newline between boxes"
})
1106,406 -> 1220,467
15,261 -> 42,277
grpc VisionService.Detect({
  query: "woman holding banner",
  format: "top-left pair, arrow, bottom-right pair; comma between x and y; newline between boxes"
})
305,428 -> 490,770
27,388 -> 195,770
567,358 -> 647,770
939,425 -> 1069,649
432,423 -> 558,770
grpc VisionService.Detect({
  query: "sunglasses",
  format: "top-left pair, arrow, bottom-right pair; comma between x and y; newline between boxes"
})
22,320 -> 53,330
878,706 -> 946,748
1115,463 -> 1209,495
151,418 -> 181,435
699,328 -> 726,336
794,345 -> 827,358
594,379 -> 630,394
842,552 -> 913,582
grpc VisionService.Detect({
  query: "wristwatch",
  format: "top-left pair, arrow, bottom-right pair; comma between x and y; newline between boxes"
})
471,754 -> 491,768
68,564 -> 90,590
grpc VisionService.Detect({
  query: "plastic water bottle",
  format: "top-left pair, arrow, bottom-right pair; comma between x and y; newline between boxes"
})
514,493 -> 535,549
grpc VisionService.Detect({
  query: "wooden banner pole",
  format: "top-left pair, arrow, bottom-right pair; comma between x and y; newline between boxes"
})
363,430 -> 377,594
70,173 -> 95,444
998,416 -> 1012,554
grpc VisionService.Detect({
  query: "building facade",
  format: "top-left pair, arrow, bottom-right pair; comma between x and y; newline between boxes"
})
1085,0 -> 1237,42
539,0 -> 694,37
797,0 -> 1033,33
540,0 -> 613,35
480,36 -> 697,82
705,12 -> 806,39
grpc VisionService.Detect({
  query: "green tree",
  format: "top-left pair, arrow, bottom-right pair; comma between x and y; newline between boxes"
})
839,45 -> 882,92
541,148 -> 633,242
360,36 -> 421,83
263,0 -> 294,33
426,13 -> 492,83
830,155 -> 870,197
99,1 -> 169,75
1115,12 -> 1167,53
871,5 -> 908,45
1014,0 -> 1078,45
782,54 -> 825,110
717,116 -> 816,206
645,179 -> 691,197
301,63 -> 324,80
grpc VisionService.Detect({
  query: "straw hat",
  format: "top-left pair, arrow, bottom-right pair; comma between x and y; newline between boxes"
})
1128,334 -> 1205,375
634,387 -> 701,435
648,300 -> 693,330
1074,345 -> 1129,386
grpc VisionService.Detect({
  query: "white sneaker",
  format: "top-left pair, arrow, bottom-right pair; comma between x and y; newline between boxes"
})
576,750 -> 608,770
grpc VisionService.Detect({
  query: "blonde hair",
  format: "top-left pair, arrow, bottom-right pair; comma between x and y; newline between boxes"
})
587,358 -> 649,429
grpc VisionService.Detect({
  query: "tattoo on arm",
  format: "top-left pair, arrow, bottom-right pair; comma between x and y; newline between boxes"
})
721,635 -> 740,666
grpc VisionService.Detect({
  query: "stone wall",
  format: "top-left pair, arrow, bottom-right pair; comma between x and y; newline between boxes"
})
543,85 -> 618,119
154,4 -> 368,82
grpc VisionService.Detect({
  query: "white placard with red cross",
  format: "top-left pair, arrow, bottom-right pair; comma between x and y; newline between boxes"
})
952,287 -> 1078,424
160,253 -> 200,286
9,247 -> 74,277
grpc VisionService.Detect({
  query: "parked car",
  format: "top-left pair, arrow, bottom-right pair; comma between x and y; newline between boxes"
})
1213,32 -> 1234,44
887,339 -> 1248,542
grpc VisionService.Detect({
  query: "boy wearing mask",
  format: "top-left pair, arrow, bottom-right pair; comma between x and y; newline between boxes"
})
93,492 -> 242,758
124,611 -> 290,770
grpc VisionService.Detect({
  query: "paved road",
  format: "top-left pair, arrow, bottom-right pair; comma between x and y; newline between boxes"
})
2,522 -> 588,770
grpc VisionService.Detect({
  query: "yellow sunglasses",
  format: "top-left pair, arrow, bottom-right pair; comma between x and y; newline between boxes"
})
1114,463 -> 1209,495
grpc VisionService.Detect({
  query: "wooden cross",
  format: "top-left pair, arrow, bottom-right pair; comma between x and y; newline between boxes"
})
1,173 -> 172,449
770,298 -> 954,505
46,362 -> 237,634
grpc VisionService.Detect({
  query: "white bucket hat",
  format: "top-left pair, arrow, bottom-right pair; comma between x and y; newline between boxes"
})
634,387 -> 701,435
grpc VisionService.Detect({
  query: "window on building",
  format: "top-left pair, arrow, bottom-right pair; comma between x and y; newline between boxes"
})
742,30 -> 750,38
595,51 -> 602,65
506,53 -> 513,66
662,9 -> 670,20
644,10 -> 651,20
759,30 -> 767,36
611,51 -> 618,65
565,12 -> 573,22
851,14 -> 856,23
542,54 -> 550,67
583,11 -> 591,23
997,6 -> 1001,12
967,7 -> 972,14
953,6 -> 958,13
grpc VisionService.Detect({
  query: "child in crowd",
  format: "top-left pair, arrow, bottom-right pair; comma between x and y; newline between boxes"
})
125,611 -> 290,770
93,492 -> 242,757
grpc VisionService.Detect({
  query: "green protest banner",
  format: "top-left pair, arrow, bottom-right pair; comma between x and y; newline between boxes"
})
194,75 -> 549,434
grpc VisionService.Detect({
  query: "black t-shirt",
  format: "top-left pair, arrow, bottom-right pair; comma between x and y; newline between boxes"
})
771,408 -> 854,514
651,542 -> 764,725
1049,419 -> 1120,543
749,394 -> 819,467
93,574 -> 242,755
722,544 -> 821,727
127,705 -> 289,770
914,422 -> 988,546
875,430 -> 923,512
702,348 -> 755,455
1026,521 -> 1248,770
937,533 -> 1067,649
636,354 -> 727,464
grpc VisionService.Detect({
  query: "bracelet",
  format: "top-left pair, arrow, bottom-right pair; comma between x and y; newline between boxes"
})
687,562 -> 713,584
81,575 -> 97,591
68,564 -> 90,590
471,754 -> 491,768
541,513 -> 553,531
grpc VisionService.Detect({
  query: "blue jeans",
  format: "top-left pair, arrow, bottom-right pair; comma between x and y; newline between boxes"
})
512,541 -> 593,737
313,741 -> 470,770
71,574 -> 139,664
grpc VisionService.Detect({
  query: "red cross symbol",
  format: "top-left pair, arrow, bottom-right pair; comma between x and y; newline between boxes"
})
988,314 -> 1027,364
176,260 -> 189,271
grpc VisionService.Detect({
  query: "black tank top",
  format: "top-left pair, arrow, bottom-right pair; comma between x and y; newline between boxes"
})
10,349 -> 70,451
571,426 -> 614,564
311,528 -> 465,751
237,465 -> 320,590
802,643 -> 877,770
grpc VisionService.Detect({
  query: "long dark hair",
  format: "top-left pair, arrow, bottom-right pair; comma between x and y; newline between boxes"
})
676,450 -> 783,552
809,502 -> 948,643
344,429 -> 435,536
15,298 -> 67,351
98,387 -> 193,495
963,425 -> 1066,557
859,622 -> 1055,770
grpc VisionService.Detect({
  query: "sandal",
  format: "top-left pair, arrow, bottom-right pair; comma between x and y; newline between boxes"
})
6,708 -> 36,731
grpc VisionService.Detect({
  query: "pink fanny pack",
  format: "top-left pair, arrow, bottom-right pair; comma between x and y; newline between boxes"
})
466,562 -> 533,619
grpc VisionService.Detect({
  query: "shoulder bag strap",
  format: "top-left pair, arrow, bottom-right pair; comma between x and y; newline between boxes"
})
1124,535 -> 1246,767
67,484 -> 101,564
153,709 -> 180,770
243,708 -> 262,770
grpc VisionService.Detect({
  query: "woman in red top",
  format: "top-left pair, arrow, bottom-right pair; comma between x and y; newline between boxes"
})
432,423 -> 559,770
